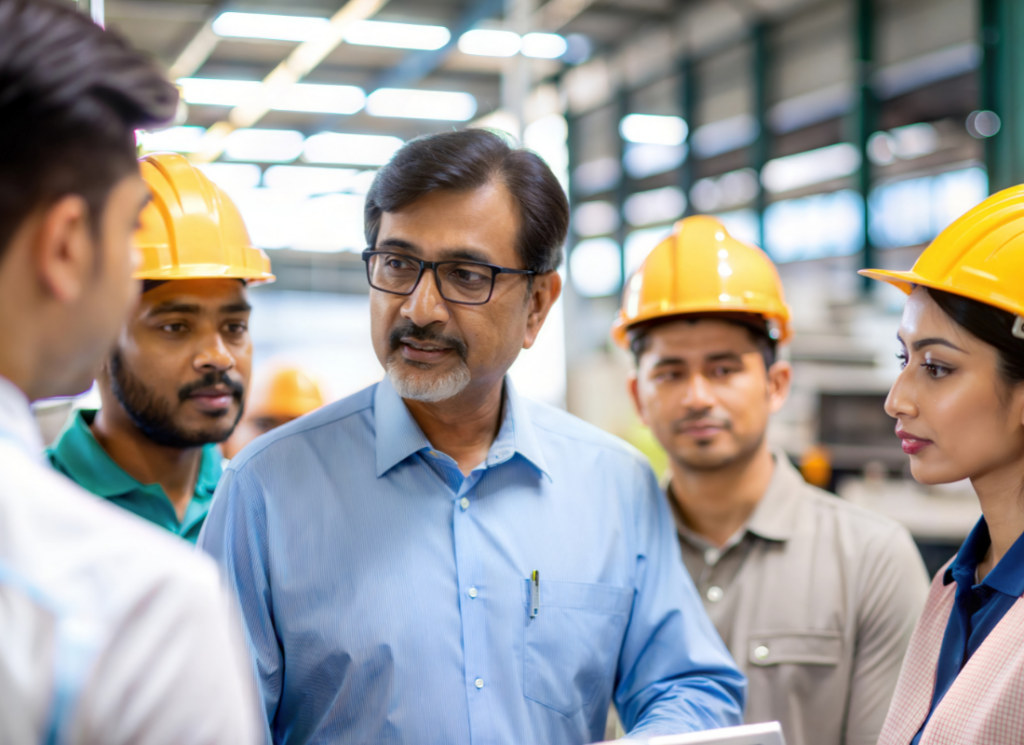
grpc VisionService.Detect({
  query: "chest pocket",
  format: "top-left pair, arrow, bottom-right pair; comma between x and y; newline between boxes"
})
747,630 -> 843,666
522,579 -> 634,718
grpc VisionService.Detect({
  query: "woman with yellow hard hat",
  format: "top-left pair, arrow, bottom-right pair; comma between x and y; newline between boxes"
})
864,186 -> 1024,743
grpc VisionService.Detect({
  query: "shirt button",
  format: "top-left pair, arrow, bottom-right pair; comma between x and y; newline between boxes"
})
754,645 -> 770,660
460,497 -> 470,511
706,586 -> 724,603
468,587 -> 478,599
704,548 -> 720,565
475,678 -> 484,689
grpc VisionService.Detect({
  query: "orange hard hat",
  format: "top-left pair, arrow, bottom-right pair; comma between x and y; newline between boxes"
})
860,184 -> 1024,320
135,152 -> 275,285
249,366 -> 326,420
611,215 -> 793,348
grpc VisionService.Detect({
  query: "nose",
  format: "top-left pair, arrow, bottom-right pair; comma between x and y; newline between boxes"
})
193,330 -> 236,373
401,268 -> 450,328
681,373 -> 716,411
884,366 -> 917,420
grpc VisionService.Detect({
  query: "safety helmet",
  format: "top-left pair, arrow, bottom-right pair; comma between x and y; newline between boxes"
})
134,152 -> 275,285
611,215 -> 793,348
860,184 -> 1024,331
248,366 -> 325,420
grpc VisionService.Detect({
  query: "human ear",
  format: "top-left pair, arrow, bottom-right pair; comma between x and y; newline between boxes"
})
34,195 -> 95,304
627,372 -> 651,426
767,359 -> 793,414
522,271 -> 562,350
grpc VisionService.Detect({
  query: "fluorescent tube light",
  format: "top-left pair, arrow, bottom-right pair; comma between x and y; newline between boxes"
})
344,20 -> 451,50
179,78 -> 365,115
365,88 -> 477,121
521,33 -> 567,59
624,186 -> 686,227
458,29 -> 521,57
263,165 -> 359,195
212,12 -> 330,43
196,163 -> 263,194
303,132 -> 404,166
572,201 -> 619,237
570,238 -> 621,297
620,114 -> 687,146
137,126 -> 207,153
222,129 -> 305,163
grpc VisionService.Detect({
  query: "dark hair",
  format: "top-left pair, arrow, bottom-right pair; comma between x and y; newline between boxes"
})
0,0 -> 178,259
364,128 -> 569,274
926,288 -> 1024,385
629,314 -> 778,370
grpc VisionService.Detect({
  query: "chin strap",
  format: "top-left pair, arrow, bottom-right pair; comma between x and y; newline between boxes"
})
1014,315 -> 1024,340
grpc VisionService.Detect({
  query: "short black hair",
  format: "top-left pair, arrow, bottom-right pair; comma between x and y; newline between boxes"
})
629,314 -> 779,370
364,128 -> 569,274
926,288 -> 1024,386
0,0 -> 178,260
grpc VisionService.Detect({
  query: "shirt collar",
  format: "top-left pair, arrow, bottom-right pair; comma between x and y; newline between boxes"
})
743,453 -> 805,542
48,409 -> 222,499
668,451 -> 803,544
0,375 -> 44,458
944,516 -> 1024,598
373,375 -> 550,480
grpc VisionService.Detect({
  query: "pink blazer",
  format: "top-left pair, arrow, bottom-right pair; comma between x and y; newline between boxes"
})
878,559 -> 1024,744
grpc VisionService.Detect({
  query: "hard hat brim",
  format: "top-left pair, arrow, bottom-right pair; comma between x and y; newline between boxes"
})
133,268 -> 276,286
859,267 -> 1024,318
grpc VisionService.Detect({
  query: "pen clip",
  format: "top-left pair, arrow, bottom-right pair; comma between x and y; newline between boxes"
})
530,570 -> 540,619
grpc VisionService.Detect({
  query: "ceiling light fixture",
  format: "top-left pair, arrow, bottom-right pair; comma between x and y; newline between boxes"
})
212,12 -> 330,43
458,29 -> 521,57
365,88 -> 477,121
343,20 -> 451,50
619,114 -> 688,146
302,132 -> 404,166
521,32 -> 567,59
222,128 -> 305,163
179,78 -> 365,115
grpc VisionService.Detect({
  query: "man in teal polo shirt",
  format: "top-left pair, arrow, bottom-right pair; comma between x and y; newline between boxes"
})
48,153 -> 275,542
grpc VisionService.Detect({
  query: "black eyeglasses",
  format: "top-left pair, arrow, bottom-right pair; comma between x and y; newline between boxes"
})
362,249 -> 536,306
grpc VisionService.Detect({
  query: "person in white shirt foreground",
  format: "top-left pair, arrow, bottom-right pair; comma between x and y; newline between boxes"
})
0,1 -> 260,742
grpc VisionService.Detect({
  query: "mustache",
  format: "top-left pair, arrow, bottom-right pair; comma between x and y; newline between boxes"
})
389,322 -> 468,361
670,410 -> 732,434
178,371 -> 245,403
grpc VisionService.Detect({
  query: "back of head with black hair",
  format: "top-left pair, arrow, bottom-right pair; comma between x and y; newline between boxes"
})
926,288 -> 1024,386
364,128 -> 569,274
0,0 -> 178,259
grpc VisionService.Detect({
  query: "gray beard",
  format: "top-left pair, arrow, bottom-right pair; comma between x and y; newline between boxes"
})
386,358 -> 472,402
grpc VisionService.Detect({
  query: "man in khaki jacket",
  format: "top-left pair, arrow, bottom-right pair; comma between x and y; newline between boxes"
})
614,216 -> 930,745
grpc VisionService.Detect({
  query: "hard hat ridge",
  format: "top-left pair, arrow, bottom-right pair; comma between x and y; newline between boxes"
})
611,215 -> 793,348
134,152 -> 275,285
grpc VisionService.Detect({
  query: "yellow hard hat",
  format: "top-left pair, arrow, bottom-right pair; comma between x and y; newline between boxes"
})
611,215 -> 793,348
249,367 -> 325,420
860,184 -> 1024,318
134,152 -> 275,285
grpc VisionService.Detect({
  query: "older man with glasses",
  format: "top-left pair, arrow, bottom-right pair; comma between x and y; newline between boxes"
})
199,129 -> 745,745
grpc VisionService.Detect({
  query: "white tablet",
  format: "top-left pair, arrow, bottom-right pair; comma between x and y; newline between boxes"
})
600,721 -> 786,745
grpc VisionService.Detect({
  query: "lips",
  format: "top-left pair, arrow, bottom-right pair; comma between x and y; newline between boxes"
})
896,427 -> 933,455
676,420 -> 728,439
187,386 -> 235,413
401,338 -> 454,364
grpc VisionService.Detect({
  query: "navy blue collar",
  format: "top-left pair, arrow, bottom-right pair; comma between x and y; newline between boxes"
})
373,375 -> 550,480
944,517 -> 1024,598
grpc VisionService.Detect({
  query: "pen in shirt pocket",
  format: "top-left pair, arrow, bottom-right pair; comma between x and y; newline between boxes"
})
530,570 -> 540,619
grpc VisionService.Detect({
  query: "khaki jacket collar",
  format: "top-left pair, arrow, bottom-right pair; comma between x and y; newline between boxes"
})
665,450 -> 805,544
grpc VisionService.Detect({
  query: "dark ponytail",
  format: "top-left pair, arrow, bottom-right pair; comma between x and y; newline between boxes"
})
926,288 -> 1024,385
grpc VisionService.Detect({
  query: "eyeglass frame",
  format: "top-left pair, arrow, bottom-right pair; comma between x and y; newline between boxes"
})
361,248 -> 537,306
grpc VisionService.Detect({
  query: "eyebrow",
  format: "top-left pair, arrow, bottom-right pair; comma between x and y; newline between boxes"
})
896,333 -> 966,353
146,300 -> 252,316
375,239 -> 492,264
650,351 -> 745,368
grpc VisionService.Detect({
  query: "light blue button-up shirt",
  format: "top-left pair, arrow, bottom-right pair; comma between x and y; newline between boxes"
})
199,376 -> 745,744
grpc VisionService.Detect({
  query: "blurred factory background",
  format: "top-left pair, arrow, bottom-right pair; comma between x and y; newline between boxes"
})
45,0 -> 1024,572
